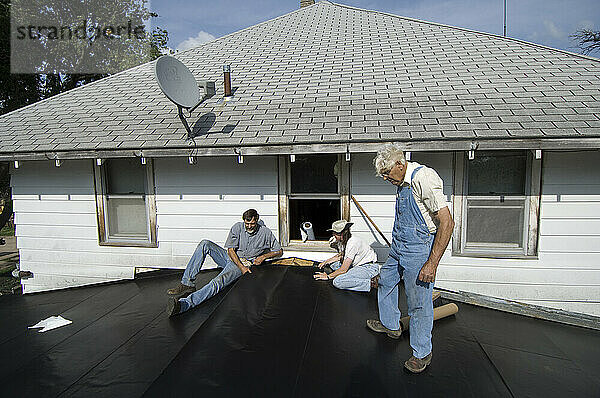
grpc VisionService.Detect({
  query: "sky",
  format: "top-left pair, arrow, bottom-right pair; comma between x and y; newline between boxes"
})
148,0 -> 599,57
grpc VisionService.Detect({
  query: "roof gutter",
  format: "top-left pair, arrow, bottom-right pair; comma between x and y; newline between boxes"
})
1,137 -> 599,161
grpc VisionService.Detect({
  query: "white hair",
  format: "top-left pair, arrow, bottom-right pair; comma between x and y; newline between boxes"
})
373,144 -> 406,177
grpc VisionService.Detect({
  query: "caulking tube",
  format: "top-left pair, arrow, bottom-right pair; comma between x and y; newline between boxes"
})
399,303 -> 459,332
300,222 -> 316,242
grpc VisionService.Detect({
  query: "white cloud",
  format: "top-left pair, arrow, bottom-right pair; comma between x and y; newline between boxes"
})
176,31 -> 216,51
543,20 -> 564,40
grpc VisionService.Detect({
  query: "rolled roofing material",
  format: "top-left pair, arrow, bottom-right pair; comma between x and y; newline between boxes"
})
400,303 -> 459,331
2,267 -> 598,397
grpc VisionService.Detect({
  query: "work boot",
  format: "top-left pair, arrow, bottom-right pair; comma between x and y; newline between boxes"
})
366,319 -> 402,339
166,297 -> 181,317
404,353 -> 432,373
370,275 -> 379,289
166,283 -> 195,298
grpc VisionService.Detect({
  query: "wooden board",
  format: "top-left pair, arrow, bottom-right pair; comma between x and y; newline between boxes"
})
267,257 -> 319,267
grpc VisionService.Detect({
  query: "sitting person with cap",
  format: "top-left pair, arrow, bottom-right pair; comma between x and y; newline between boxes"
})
313,220 -> 380,292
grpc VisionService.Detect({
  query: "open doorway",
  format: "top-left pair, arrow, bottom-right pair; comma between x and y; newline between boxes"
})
286,154 -> 342,242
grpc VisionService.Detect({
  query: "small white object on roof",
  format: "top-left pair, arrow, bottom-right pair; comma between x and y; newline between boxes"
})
29,316 -> 72,333
300,222 -> 316,242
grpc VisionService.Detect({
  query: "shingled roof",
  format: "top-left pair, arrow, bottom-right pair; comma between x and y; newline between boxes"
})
1,1 -> 599,160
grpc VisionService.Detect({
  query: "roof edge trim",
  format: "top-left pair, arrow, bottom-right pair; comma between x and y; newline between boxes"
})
2,137 -> 599,161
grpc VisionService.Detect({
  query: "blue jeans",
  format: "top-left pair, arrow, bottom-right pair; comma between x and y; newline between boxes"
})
179,239 -> 242,313
329,261 -> 380,292
378,255 -> 434,359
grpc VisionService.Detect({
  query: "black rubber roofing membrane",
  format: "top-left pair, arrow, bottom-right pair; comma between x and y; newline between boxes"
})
0,265 -> 598,397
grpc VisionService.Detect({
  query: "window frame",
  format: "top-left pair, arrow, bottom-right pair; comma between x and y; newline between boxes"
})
278,154 -> 350,246
452,150 -> 541,258
93,158 -> 158,248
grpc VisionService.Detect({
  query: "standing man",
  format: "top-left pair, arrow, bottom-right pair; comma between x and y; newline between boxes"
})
368,144 -> 454,373
166,209 -> 283,316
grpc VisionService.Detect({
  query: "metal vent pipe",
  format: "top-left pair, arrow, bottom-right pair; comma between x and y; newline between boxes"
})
223,64 -> 232,97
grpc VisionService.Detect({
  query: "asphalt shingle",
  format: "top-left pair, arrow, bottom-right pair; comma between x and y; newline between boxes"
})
1,1 -> 599,157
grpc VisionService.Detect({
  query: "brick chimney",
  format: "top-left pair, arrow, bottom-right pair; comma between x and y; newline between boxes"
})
301,0 -> 315,7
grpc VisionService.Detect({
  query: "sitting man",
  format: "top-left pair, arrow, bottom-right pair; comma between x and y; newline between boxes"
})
166,208 -> 283,316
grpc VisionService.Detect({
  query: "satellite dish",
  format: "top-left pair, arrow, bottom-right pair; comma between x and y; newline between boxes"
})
154,56 -> 215,137
154,56 -> 201,109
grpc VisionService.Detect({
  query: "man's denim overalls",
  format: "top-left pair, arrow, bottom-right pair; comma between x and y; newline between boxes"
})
378,166 -> 435,359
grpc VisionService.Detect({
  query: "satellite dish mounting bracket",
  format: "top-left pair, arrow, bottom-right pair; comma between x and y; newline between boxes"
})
177,105 -> 192,136
177,94 -> 211,137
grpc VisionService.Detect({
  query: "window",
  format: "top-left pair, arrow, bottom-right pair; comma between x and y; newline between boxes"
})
453,151 -> 541,257
278,154 -> 350,245
93,158 -> 157,247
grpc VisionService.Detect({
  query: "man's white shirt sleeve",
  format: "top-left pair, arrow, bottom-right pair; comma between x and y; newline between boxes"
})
412,167 -> 447,214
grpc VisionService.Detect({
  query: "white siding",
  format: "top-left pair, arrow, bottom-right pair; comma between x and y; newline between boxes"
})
12,156 -> 279,293
350,151 -> 600,318
12,160 -> 137,293
155,156 -> 279,266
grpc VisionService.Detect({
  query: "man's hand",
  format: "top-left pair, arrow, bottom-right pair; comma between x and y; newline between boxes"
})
253,255 -> 266,266
313,272 -> 329,281
241,265 -> 252,274
318,261 -> 326,269
418,260 -> 437,283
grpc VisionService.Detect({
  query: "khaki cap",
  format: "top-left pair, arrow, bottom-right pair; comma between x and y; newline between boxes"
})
327,219 -> 353,233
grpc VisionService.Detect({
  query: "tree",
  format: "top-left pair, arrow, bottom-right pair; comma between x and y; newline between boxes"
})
2,0 -> 171,114
572,29 -> 600,56
149,24 -> 174,60
0,162 -> 11,231
0,0 -> 172,231
11,0 -> 158,74
0,0 -> 43,115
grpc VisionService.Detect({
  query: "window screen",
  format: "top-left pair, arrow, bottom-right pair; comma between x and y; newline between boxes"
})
103,159 -> 149,242
463,151 -> 529,255
465,199 -> 525,247
106,197 -> 148,238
